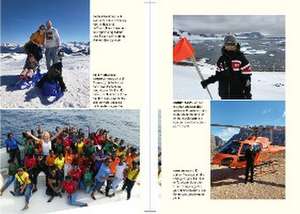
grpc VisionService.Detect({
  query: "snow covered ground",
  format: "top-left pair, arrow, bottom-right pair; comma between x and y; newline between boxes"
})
173,61 -> 285,100
0,53 -> 89,108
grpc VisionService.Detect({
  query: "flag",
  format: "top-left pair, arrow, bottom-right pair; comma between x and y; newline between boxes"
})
173,37 -> 195,63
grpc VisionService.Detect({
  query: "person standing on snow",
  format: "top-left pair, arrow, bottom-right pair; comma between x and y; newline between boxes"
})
45,20 -> 61,71
201,34 -> 252,99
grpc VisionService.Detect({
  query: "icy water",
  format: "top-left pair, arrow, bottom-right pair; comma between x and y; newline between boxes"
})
0,110 -> 139,147
192,39 -> 285,72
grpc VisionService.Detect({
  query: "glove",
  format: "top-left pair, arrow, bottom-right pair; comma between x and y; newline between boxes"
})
244,79 -> 252,99
201,80 -> 209,89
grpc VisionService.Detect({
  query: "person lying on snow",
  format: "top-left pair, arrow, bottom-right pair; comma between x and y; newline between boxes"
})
20,24 -> 46,80
201,34 -> 252,99
36,61 -> 67,92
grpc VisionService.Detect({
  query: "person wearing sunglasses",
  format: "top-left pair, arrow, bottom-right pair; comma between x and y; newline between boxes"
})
201,34 -> 252,99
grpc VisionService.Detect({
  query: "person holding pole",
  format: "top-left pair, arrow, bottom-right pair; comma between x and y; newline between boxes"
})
173,37 -> 213,99
201,34 -> 252,99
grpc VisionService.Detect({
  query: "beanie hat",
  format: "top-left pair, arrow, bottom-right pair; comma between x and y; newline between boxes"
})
224,35 -> 237,45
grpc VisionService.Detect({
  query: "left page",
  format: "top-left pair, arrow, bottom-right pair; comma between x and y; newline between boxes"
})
0,0 -> 149,213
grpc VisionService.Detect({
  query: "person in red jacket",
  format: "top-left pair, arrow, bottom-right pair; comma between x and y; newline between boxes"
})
201,34 -> 252,99
24,154 -> 38,192
68,164 -> 82,182
62,176 -> 87,207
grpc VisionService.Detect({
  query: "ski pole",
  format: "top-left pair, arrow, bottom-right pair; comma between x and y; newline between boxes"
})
191,56 -> 213,100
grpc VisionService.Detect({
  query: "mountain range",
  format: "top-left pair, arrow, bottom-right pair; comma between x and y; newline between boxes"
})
211,125 -> 285,153
1,41 -> 90,55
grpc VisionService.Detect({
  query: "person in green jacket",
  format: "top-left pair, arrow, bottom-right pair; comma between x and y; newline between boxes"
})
80,165 -> 94,193
24,139 -> 35,156
84,141 -> 96,157
0,158 -> 19,196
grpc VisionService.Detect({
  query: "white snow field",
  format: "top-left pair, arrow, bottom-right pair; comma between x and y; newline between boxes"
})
173,60 -> 285,100
0,53 -> 89,108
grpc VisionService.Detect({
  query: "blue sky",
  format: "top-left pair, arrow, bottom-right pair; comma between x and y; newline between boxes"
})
1,0 -> 89,44
211,101 -> 285,140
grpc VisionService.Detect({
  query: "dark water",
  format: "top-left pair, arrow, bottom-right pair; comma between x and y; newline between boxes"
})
0,110 -> 139,147
193,39 -> 285,72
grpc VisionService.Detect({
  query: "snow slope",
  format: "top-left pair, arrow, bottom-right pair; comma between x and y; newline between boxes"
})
0,53 -> 89,108
173,61 -> 285,100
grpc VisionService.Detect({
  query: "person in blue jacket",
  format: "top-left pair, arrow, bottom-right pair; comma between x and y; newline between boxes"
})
5,132 -> 22,164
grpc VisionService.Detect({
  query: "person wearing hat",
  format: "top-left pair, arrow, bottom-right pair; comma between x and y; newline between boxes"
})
201,34 -> 252,99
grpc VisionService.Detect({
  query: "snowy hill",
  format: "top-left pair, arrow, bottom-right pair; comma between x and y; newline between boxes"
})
0,53 -> 89,108
1,42 -> 90,55
173,60 -> 285,100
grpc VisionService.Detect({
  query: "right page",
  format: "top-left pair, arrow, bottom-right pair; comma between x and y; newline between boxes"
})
157,0 -> 299,213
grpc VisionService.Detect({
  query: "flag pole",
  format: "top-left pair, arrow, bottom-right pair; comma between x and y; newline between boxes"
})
190,55 -> 213,100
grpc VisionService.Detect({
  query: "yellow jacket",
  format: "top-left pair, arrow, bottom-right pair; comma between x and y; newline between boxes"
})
127,167 -> 139,181
15,172 -> 31,185
54,157 -> 65,170
30,31 -> 45,46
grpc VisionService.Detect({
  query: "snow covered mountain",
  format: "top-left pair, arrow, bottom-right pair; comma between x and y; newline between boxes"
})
0,42 -> 24,53
173,28 -> 285,44
0,42 -> 90,55
61,41 -> 90,55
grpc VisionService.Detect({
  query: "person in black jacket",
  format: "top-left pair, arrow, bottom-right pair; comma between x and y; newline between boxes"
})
201,34 -> 252,99
244,145 -> 256,183
36,61 -> 67,92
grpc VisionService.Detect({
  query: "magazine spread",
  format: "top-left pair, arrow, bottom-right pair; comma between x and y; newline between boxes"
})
0,0 -> 299,213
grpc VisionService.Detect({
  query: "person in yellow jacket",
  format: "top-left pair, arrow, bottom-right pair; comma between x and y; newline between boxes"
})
20,24 -> 46,80
10,168 -> 33,210
122,161 -> 140,200
54,153 -> 65,181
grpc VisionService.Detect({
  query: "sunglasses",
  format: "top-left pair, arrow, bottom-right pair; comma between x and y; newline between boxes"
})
225,43 -> 236,46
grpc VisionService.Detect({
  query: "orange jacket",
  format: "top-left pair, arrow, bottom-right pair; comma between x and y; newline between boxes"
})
109,157 -> 120,175
30,31 -> 45,46
65,153 -> 74,164
46,155 -> 56,166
